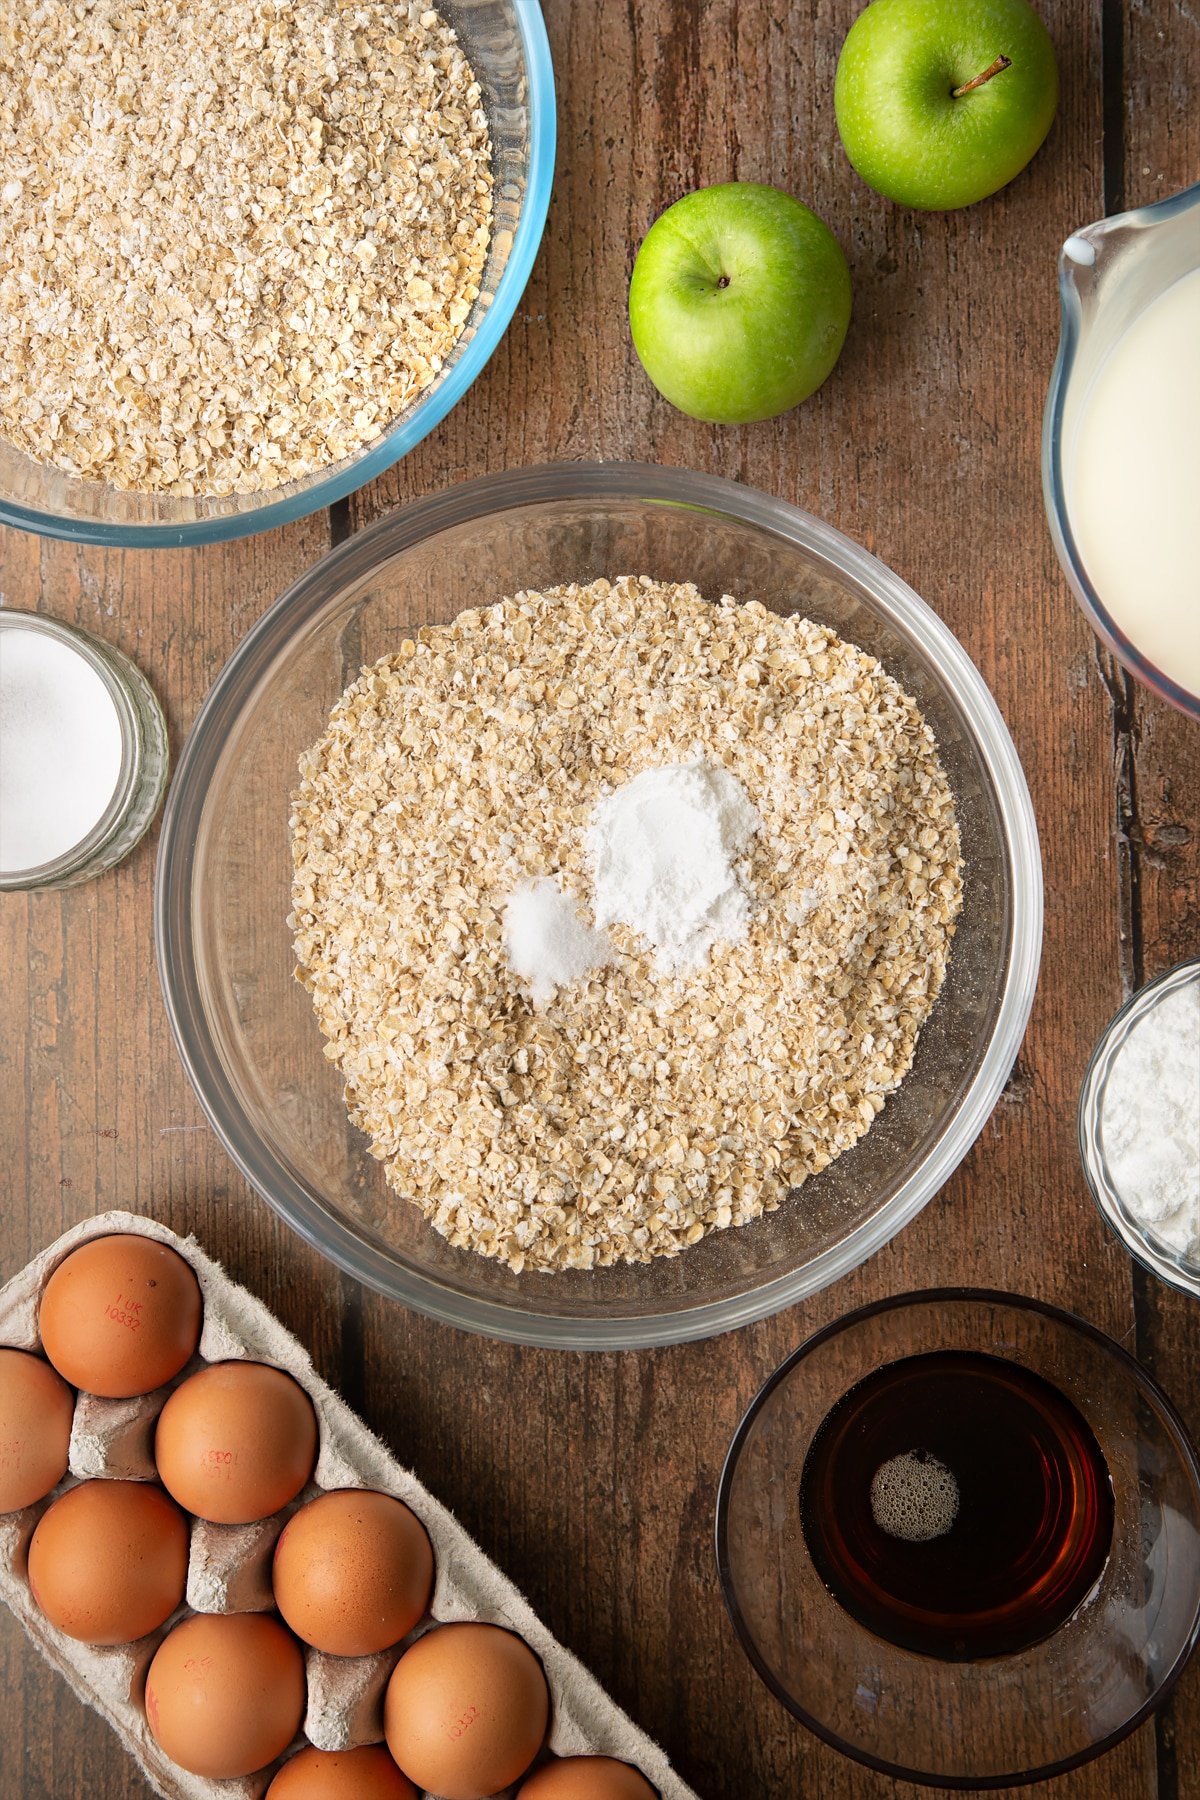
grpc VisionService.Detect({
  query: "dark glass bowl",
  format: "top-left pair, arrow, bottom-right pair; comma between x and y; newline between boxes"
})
716,1289 -> 1200,1788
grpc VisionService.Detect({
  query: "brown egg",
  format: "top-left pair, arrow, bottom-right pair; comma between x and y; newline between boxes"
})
385,1623 -> 549,1800
27,1479 -> 188,1644
155,1361 -> 318,1523
39,1234 -> 202,1399
145,1612 -> 305,1779
0,1348 -> 74,1512
265,1744 -> 417,1799
273,1488 -> 433,1656
518,1756 -> 659,1799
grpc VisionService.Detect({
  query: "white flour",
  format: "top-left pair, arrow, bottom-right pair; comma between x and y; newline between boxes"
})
1100,979 -> 1200,1258
0,622 -> 124,874
586,759 -> 762,973
501,877 -> 612,1009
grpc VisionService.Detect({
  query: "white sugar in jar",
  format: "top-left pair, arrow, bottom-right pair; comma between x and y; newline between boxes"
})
0,613 -> 169,889
1080,959 -> 1200,1288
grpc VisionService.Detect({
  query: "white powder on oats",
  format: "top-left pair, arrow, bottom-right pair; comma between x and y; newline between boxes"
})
502,878 -> 613,1008
1100,980 -> 1200,1258
586,760 -> 762,973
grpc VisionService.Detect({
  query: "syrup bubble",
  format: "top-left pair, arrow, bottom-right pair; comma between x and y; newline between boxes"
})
870,1449 -> 959,1544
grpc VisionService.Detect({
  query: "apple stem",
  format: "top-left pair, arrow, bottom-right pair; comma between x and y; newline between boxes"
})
952,54 -> 1012,97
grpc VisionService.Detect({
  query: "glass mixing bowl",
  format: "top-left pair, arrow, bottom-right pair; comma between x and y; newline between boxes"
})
717,1290 -> 1200,1788
0,1 -> 554,548
155,463 -> 1042,1348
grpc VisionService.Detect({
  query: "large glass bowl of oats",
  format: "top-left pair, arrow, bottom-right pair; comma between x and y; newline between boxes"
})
0,1 -> 554,546
156,463 -> 1043,1347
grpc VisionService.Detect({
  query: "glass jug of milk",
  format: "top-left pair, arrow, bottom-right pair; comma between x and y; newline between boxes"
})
1043,180 -> 1200,718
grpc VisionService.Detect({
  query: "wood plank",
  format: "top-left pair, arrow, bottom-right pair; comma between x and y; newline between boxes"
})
1113,6 -> 1200,1799
0,521 -> 334,1799
0,0 -> 1187,1796
352,2 -> 1146,1797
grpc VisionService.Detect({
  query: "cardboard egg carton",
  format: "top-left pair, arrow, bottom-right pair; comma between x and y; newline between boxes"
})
0,1211 -> 699,1800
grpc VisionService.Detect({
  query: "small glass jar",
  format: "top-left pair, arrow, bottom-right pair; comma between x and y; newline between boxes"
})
0,612 -> 169,891
1078,957 -> 1200,1299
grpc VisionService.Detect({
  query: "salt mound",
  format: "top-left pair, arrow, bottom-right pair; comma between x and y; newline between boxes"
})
501,877 -> 613,1008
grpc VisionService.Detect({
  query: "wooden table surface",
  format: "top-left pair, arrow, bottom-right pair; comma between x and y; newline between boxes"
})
2,3 -> 1198,1796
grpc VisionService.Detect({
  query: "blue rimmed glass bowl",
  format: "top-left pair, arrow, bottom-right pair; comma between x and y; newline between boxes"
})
0,1 -> 555,548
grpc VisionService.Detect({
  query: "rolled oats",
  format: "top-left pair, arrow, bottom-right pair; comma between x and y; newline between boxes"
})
0,0 -> 492,495
290,578 -> 964,1273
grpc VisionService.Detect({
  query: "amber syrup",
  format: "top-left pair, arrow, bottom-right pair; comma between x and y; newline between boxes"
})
799,1350 -> 1114,1660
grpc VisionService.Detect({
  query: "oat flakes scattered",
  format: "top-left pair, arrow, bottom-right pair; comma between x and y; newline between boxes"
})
0,0 -> 492,495
289,578 -> 964,1273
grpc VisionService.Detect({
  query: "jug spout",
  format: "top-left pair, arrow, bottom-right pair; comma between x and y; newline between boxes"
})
1055,178 -> 1200,338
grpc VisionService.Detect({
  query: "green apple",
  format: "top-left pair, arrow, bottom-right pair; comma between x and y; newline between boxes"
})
628,183 -> 852,425
835,0 -> 1059,211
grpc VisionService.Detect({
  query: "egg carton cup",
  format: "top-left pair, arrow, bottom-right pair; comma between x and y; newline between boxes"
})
0,1211 -> 700,1800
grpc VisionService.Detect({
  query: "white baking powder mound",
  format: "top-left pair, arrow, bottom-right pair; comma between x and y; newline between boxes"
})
502,876 -> 613,1008
1100,980 -> 1200,1258
586,758 -> 762,973
0,624 -> 124,873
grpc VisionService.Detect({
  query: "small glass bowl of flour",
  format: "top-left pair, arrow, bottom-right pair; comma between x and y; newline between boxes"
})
1079,958 -> 1200,1297
0,613 -> 169,890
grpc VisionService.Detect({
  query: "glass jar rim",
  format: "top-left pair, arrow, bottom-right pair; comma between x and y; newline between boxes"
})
0,611 -> 167,890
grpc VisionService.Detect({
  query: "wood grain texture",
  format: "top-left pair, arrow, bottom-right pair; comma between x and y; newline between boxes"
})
0,3 -> 1195,1796
1111,10 -> 1200,1800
